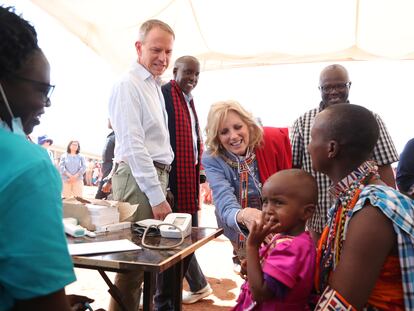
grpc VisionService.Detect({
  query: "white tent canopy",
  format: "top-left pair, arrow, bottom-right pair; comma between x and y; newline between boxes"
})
4,0 -> 412,156
31,0 -> 414,73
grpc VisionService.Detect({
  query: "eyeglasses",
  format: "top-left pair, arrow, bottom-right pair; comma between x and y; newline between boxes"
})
319,82 -> 351,93
10,75 -> 55,105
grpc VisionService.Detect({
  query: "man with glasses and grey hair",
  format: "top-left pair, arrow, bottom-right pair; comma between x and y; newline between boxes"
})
290,64 -> 398,243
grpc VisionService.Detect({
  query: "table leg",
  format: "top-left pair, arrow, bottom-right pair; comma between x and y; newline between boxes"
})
172,254 -> 193,310
143,272 -> 156,311
97,269 -> 129,311
172,261 -> 183,311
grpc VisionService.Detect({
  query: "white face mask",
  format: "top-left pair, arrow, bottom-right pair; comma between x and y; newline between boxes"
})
0,82 -> 26,137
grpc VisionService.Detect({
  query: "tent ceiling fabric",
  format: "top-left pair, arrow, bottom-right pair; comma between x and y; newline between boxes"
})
31,0 -> 414,73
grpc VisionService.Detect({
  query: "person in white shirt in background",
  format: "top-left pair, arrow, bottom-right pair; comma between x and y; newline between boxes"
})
108,19 -> 175,311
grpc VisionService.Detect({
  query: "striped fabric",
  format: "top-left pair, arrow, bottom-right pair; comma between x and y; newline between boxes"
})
354,185 -> 414,310
163,80 -> 202,214
290,105 -> 399,233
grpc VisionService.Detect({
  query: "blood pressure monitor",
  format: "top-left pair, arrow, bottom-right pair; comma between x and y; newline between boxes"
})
135,213 -> 192,239
159,213 -> 192,239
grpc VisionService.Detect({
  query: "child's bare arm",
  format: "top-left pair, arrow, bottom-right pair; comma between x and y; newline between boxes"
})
239,259 -> 247,279
246,214 -> 279,302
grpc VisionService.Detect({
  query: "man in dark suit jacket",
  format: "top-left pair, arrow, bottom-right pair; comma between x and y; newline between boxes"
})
95,120 -> 115,199
157,56 -> 212,306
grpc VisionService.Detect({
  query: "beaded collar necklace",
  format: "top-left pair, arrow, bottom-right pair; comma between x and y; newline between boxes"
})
329,160 -> 379,200
220,149 -> 261,209
317,160 -> 379,292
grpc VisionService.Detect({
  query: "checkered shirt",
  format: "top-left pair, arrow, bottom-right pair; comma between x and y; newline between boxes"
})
354,185 -> 414,310
290,106 -> 399,233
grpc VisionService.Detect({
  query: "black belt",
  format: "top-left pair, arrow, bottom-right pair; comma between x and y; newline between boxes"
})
119,160 -> 171,173
153,161 -> 172,172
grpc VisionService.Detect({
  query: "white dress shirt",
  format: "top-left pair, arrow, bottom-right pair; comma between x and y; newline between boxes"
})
183,92 -> 199,165
109,62 -> 174,206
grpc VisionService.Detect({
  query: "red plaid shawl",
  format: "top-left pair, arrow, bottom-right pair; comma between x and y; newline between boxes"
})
164,80 -> 202,214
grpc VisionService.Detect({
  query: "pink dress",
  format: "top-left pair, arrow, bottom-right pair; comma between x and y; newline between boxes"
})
232,231 -> 316,311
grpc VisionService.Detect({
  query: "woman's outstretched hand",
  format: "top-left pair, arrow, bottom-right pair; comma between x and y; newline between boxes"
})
239,207 -> 262,231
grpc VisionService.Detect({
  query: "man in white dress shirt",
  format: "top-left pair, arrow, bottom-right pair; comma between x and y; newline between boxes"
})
108,19 -> 175,311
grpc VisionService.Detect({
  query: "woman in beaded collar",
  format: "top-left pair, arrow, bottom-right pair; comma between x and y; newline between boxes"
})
309,103 -> 414,310
202,100 -> 292,272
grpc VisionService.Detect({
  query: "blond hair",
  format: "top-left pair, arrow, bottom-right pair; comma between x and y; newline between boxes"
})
138,19 -> 175,42
205,100 -> 263,156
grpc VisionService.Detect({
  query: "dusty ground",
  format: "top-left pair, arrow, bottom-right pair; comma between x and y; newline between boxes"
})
66,186 -> 243,310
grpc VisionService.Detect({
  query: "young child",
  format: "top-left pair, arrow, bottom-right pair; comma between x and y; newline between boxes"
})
233,169 -> 317,311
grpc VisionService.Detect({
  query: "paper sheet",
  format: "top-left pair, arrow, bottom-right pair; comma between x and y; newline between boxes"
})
68,239 -> 141,255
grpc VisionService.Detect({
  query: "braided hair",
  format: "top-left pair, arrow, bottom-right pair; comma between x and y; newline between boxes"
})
0,6 -> 40,79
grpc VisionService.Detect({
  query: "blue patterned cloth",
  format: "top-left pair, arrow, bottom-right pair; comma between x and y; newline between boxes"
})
353,185 -> 414,310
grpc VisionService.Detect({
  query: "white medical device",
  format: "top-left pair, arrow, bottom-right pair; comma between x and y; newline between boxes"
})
95,221 -> 131,233
135,213 -> 192,239
63,217 -> 96,238
135,213 -> 192,249
160,213 -> 192,238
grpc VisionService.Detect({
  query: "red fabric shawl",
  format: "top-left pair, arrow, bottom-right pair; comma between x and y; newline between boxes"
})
255,127 -> 292,184
170,80 -> 201,214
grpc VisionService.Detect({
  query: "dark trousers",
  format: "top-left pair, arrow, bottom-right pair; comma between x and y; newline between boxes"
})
154,212 -> 208,311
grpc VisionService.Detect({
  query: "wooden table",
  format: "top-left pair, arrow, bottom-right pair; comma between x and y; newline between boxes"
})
67,227 -> 223,311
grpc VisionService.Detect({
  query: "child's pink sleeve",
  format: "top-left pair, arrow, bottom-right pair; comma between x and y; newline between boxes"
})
262,234 -> 315,289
